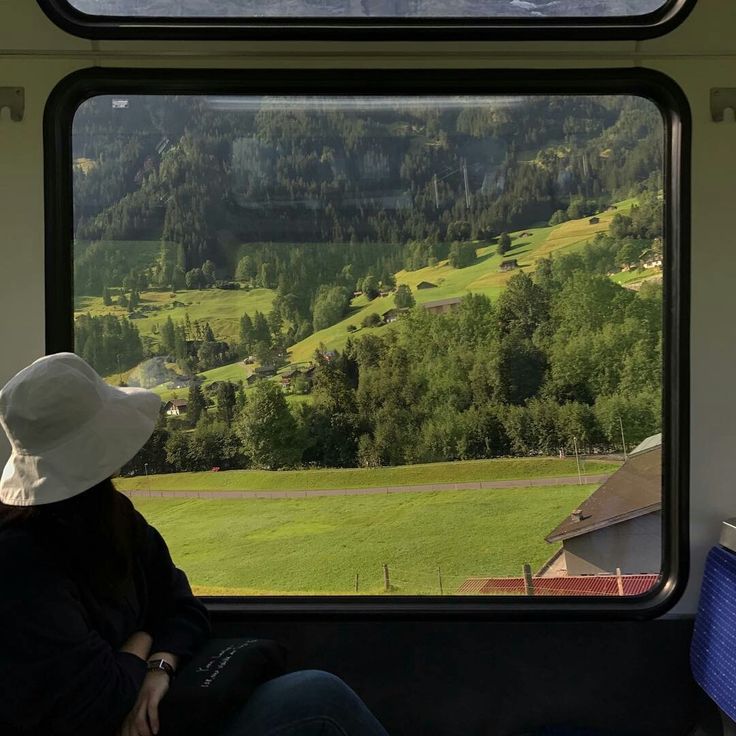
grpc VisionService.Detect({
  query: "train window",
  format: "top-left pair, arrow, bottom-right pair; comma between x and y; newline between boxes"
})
45,69 -> 689,614
55,0 -> 670,17
37,0 -> 696,40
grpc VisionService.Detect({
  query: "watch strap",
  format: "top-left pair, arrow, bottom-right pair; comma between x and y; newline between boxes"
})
147,658 -> 176,679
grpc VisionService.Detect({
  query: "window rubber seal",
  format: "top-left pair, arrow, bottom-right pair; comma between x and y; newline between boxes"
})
35,0 -> 697,42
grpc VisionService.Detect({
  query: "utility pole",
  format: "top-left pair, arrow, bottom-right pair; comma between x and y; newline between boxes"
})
433,173 -> 440,209
523,564 -> 535,596
572,436 -> 583,485
462,159 -> 471,209
616,567 -> 625,596
618,415 -> 628,460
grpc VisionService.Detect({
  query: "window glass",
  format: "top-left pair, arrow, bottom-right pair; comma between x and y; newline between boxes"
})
72,93 -> 665,597
66,0 -> 666,19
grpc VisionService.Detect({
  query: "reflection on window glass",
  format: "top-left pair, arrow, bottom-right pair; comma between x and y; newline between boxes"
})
72,93 -> 665,597
68,0 -> 666,19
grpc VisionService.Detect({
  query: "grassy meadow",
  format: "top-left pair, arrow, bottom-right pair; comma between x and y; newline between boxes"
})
131,483 -> 597,595
116,456 -> 618,492
75,286 -> 275,349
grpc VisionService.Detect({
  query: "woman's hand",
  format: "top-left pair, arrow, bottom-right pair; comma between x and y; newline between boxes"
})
117,670 -> 170,736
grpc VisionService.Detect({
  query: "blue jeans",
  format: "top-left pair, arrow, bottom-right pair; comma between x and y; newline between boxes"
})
218,670 -> 390,736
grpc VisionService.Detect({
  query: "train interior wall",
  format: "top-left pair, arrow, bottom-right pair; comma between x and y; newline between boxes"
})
1,1 -> 735,733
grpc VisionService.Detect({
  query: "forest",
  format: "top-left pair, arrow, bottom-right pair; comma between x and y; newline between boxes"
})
71,93 -> 665,474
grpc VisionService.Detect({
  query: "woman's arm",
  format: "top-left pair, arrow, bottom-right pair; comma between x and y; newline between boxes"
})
120,631 -> 154,661
140,518 -> 211,665
0,562 -> 151,736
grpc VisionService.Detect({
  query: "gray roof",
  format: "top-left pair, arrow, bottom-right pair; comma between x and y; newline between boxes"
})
630,432 -> 662,456
546,436 -> 661,543
421,297 -> 462,310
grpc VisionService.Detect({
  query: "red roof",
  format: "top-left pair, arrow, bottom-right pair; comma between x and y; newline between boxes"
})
457,574 -> 659,596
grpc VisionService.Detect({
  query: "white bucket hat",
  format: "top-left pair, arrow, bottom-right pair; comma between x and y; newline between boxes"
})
0,352 -> 161,506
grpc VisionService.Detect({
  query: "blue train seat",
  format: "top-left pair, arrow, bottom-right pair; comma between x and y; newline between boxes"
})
691,521 -> 736,736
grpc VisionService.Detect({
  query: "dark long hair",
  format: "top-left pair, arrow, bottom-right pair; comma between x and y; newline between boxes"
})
0,478 -> 143,602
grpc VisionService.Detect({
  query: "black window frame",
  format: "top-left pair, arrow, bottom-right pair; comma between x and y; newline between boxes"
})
36,0 -> 697,41
45,67 -> 690,620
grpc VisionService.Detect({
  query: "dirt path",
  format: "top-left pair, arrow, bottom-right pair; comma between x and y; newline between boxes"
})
120,473 -> 610,500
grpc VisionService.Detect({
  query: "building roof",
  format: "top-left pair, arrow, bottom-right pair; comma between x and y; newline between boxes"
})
166,399 -> 187,408
457,574 -> 659,596
545,436 -> 662,544
417,281 -> 437,288
421,297 -> 462,310
630,432 -> 662,456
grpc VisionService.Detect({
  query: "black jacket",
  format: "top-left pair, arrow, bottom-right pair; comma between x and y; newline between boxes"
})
0,509 -> 211,736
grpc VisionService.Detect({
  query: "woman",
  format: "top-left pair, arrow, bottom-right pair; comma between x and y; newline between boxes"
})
0,352 -> 389,736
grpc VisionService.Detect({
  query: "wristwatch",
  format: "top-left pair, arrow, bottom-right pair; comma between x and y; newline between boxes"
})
146,658 -> 176,679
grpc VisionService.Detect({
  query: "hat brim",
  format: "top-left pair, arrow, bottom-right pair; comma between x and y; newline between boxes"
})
0,384 -> 161,506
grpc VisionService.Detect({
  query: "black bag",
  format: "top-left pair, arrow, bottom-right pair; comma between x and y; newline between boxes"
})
158,638 -> 288,736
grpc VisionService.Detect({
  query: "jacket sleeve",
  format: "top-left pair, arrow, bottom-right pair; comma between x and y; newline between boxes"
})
141,519 -> 211,664
0,561 -> 147,736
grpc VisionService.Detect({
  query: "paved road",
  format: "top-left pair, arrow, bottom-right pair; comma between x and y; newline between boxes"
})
120,473 -> 610,500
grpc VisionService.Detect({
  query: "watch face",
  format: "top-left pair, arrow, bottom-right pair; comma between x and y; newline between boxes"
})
148,660 -> 173,676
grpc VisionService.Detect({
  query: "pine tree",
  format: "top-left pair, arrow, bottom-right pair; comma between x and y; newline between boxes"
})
498,232 -> 512,256
394,284 -> 415,309
253,311 -> 271,344
216,381 -> 237,426
235,381 -> 247,413
161,317 -> 176,355
187,383 -> 206,426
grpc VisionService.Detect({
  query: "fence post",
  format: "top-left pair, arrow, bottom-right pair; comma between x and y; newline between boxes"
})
523,563 -> 535,596
383,564 -> 390,592
438,566 -> 444,596
355,573 -> 359,594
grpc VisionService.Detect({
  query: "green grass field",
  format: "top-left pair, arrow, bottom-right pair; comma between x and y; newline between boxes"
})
611,267 -> 663,287
116,456 -> 618,492
131,483 -> 597,595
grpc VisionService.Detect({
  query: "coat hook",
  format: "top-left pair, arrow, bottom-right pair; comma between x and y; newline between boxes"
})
711,88 -> 736,122
0,87 -> 24,122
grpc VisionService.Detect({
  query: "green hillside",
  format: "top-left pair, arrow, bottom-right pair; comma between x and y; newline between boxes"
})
189,198 -> 641,390
75,239 -> 161,274
77,196 -> 658,400
75,287 -> 275,351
